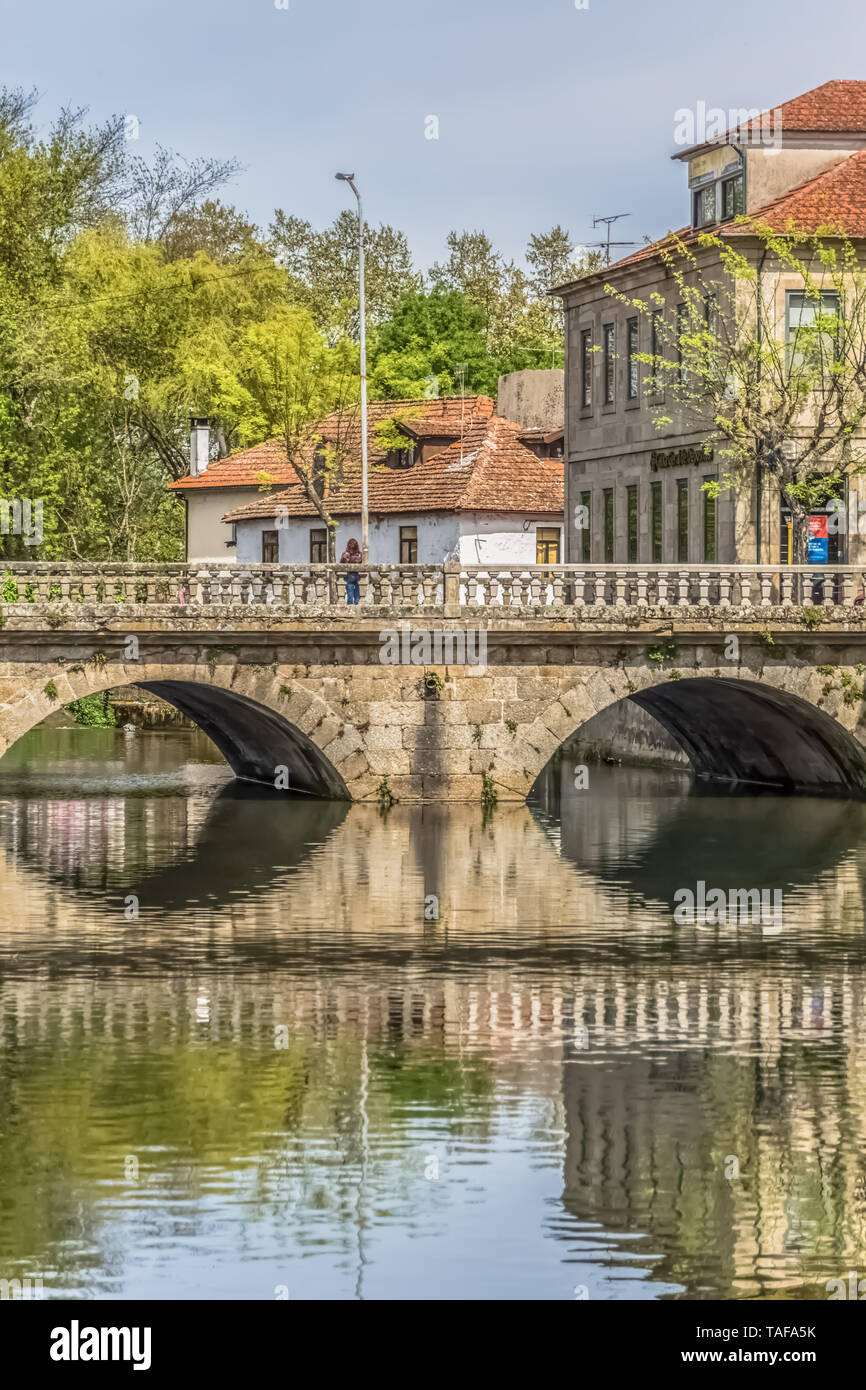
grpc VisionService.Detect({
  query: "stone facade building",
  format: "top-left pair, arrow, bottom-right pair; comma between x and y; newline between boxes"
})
554,80 -> 866,568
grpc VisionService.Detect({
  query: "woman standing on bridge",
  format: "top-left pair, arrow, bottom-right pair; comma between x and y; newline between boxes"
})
341,538 -> 362,605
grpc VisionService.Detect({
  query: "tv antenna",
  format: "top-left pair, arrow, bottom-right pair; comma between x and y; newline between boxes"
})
587,213 -> 639,266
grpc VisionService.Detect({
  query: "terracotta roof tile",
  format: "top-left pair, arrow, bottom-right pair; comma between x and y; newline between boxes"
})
169,396 -> 494,492
221,413 -> 563,522
561,145 -> 866,285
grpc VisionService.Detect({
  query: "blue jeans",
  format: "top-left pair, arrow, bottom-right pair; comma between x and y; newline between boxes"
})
345,574 -> 360,605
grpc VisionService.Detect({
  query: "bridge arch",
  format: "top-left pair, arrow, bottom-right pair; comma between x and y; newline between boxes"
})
530,675 -> 866,797
0,664 -> 368,799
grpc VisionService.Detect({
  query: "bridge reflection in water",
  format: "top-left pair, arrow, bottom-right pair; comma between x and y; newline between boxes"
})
1,727 -> 866,1298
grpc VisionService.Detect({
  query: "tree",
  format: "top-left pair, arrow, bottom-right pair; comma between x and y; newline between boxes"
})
614,223 -> 866,563
213,306 -> 360,562
370,289 -> 494,397
269,208 -> 420,334
123,145 -> 243,245
159,200 -> 264,263
525,226 -> 603,342
428,229 -> 530,351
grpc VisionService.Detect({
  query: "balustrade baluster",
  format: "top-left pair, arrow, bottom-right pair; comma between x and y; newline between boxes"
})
780,571 -> 793,606
573,570 -> 585,608
677,570 -> 690,605
718,571 -> 731,608
839,570 -> 853,607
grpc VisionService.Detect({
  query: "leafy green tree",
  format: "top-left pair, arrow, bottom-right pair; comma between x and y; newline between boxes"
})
269,208 -> 420,334
206,305 -> 360,561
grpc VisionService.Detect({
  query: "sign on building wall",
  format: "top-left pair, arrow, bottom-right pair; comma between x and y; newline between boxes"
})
649,447 -> 715,472
808,514 -> 829,565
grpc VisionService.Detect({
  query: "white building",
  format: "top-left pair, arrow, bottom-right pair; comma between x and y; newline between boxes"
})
171,391 -> 564,568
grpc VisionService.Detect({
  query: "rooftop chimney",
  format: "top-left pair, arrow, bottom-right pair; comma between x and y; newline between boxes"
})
189,416 -> 210,477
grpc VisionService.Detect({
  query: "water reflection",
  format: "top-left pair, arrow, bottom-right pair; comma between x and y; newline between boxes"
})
0,727 -> 865,1299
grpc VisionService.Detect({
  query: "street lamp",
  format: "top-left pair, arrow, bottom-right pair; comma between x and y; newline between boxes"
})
335,172 -> 369,562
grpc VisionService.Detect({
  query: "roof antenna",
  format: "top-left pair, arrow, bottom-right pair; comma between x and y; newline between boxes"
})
588,213 -> 638,266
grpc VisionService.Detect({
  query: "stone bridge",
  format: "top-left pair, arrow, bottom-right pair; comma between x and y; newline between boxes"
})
2,560 -> 866,802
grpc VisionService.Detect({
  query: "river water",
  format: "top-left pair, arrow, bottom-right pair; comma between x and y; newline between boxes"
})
1,724 -> 865,1301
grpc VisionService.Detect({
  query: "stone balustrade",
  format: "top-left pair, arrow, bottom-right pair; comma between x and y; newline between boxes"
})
0,561 -> 864,613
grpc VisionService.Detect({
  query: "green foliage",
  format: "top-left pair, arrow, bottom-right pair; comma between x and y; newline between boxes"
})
66,693 -> 115,726
481,771 -> 498,817
376,776 -> 396,812
42,679 -> 58,700
0,84 -> 593,564
648,641 -> 678,664
801,606 -> 824,630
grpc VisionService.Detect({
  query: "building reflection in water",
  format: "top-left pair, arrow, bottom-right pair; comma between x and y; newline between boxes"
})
1,727 -> 866,1298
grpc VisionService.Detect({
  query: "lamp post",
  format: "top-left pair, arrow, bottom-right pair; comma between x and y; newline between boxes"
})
335,172 -> 368,562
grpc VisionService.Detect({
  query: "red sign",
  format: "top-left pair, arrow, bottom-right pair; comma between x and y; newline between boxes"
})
809,515 -> 828,539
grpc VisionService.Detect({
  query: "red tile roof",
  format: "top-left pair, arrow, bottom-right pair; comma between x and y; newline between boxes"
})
729,145 -> 866,237
556,144 -> 866,287
675,80 -> 866,157
767,79 -> 866,133
169,396 -> 494,493
221,410 -> 564,522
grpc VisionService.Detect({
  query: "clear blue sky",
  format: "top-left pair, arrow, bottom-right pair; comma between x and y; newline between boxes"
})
3,0 -> 864,269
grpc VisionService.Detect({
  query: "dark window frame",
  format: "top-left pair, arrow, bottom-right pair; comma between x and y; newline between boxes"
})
309,527 -> 327,563
399,525 -> 418,564
626,483 -> 638,563
261,529 -> 279,564
650,480 -> 663,562
603,487 -> 615,563
603,323 -> 615,405
626,316 -> 639,400
580,490 -> 591,564
676,478 -> 689,563
580,328 -> 593,408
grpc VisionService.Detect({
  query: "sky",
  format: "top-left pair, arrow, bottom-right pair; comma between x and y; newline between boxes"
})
2,0 -> 865,272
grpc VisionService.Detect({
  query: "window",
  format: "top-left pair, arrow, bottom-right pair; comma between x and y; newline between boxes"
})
603,487 -> 614,562
650,309 -> 662,394
721,174 -> 745,221
580,490 -> 591,564
676,302 -> 687,383
786,290 -> 841,373
262,530 -> 279,564
703,475 -> 717,562
536,527 -> 561,567
399,525 -> 418,563
309,527 -> 327,563
581,328 -> 593,408
651,480 -> 663,562
676,479 -> 689,563
603,323 -> 615,404
626,484 -> 638,562
693,182 -> 716,227
225,521 -> 237,550
627,317 -> 639,399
